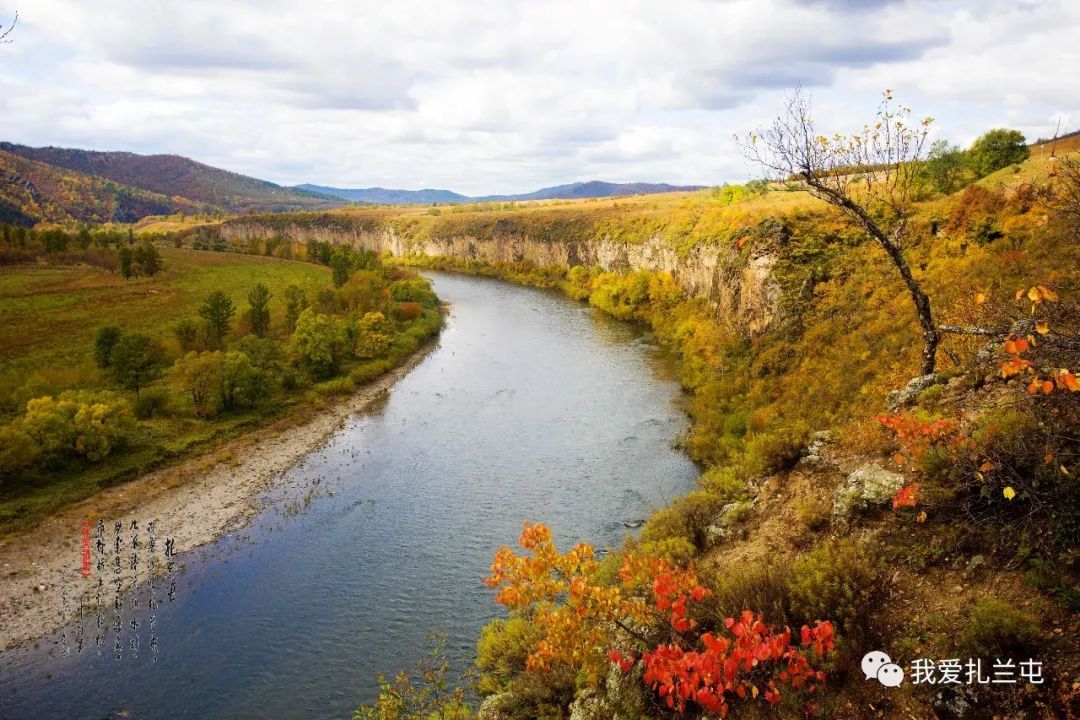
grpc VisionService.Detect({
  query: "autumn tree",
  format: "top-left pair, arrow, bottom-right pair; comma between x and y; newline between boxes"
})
199,291 -> 236,347
741,88 -> 941,374
247,283 -> 272,338
290,308 -> 348,379
485,522 -> 835,716
170,351 -> 223,417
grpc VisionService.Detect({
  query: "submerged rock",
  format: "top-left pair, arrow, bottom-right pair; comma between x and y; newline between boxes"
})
832,465 -> 906,521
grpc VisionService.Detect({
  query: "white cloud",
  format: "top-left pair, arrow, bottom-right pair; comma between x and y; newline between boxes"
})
0,0 -> 1076,194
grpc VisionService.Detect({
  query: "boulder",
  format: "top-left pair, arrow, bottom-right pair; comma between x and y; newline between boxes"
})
832,465 -> 906,521
885,374 -> 940,411
477,692 -> 513,720
706,501 -> 753,547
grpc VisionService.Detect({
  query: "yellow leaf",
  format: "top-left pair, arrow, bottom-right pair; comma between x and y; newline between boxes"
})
975,292 -> 987,305
916,511 -> 927,524
1027,287 -> 1042,303
1036,321 -> 1050,335
1038,285 -> 1059,302
1003,486 -> 1016,501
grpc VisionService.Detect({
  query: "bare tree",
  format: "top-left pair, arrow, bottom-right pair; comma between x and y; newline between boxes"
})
740,88 -> 941,375
0,11 -> 16,44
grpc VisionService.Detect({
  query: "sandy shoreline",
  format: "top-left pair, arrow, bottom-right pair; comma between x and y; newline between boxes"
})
0,337 -> 440,652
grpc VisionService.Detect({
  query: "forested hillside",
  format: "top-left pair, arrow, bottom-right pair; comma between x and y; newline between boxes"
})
0,148 -> 210,225
0,143 -> 344,224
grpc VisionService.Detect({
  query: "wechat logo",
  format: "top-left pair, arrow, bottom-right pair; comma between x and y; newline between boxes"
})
862,651 -> 905,687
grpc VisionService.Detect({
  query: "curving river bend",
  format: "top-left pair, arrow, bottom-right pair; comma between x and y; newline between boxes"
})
0,272 -> 699,720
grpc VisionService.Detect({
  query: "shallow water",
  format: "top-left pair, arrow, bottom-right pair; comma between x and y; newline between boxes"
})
0,272 -> 699,720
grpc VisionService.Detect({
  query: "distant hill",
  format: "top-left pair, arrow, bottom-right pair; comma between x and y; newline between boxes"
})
296,184 -> 464,205
0,148 -> 210,226
294,180 -> 706,206
0,143 -> 345,220
481,180 -> 706,202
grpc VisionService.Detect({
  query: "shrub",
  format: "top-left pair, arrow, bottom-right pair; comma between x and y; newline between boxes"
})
173,319 -> 200,351
741,423 -> 810,476
476,615 -> 543,695
18,390 -> 135,464
0,424 -> 40,475
697,465 -> 744,500
315,377 -> 354,397
788,537 -> 880,634
962,597 -> 1040,657
354,311 -> 393,359
638,536 -> 697,563
795,497 -> 831,532
640,490 -> 729,551
133,388 -> 170,419
701,563 -> 792,625
476,616 -> 576,720
393,301 -> 423,321
349,359 -> 392,385
389,278 -> 437,304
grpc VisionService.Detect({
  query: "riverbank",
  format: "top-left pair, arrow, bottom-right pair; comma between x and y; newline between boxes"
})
0,334 -> 441,651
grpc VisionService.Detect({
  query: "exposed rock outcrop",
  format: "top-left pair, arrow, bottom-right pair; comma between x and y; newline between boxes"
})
218,216 -> 789,336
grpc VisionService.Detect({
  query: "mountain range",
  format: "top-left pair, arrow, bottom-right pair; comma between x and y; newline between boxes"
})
296,180 -> 706,205
0,142 -> 706,225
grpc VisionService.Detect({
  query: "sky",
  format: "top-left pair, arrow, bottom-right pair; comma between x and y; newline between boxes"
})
0,0 -> 1076,195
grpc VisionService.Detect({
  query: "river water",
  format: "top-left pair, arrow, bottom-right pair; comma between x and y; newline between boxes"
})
0,272 -> 699,720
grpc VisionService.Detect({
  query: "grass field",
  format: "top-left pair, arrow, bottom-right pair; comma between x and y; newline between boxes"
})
0,248 -> 360,531
0,247 -> 331,413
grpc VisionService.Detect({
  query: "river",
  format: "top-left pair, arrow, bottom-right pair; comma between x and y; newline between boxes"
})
0,272 -> 700,720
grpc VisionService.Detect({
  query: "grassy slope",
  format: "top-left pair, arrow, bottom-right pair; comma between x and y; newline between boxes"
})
0,248 -> 330,390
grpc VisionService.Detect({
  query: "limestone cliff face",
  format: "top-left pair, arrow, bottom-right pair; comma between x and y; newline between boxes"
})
219,219 -> 785,335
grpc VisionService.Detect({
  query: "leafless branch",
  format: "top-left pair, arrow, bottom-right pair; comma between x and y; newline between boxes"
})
0,10 -> 17,44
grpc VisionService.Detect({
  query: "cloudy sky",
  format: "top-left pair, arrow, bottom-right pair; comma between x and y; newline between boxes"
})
0,0 -> 1076,194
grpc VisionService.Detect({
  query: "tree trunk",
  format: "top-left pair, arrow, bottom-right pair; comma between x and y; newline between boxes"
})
878,238 -> 940,376
804,177 -> 939,375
